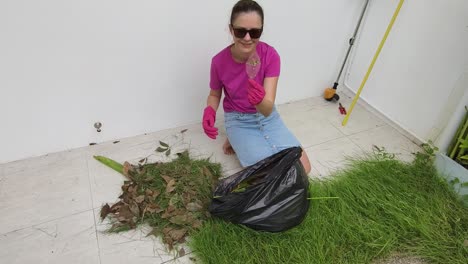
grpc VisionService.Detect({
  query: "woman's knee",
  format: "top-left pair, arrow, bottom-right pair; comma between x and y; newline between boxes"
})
300,150 -> 311,175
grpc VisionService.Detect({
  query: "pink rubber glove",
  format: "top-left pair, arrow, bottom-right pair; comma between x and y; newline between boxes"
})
202,106 -> 218,139
247,79 -> 265,106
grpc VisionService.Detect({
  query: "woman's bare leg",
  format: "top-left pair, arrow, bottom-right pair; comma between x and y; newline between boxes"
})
300,149 -> 311,175
223,138 -> 236,155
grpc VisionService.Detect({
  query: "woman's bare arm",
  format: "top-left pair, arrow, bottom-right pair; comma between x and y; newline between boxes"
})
255,76 -> 278,116
207,89 -> 222,110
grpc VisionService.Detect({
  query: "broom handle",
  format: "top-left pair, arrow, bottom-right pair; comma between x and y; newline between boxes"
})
342,0 -> 405,126
334,0 -> 370,85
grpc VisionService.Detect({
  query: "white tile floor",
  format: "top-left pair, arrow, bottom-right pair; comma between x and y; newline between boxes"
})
0,93 -> 422,264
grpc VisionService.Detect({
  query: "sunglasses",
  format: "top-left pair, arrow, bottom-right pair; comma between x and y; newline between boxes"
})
231,26 -> 263,39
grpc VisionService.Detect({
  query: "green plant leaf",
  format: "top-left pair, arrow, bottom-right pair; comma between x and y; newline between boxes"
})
461,194 -> 468,207
459,155 -> 468,160
159,141 -> 169,147
460,145 -> 468,150
449,177 -> 460,186
93,156 -> 124,174
447,110 -> 468,157
165,148 -> 171,156
156,147 -> 168,152
459,139 -> 468,150
460,182 -> 468,188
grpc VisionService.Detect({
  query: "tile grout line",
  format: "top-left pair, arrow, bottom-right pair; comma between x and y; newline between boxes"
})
323,112 -> 348,138
291,105 -> 349,150
342,123 -> 387,138
345,124 -> 422,151
302,134 -> 348,151
345,127 -> 400,157
346,129 -> 420,162
85,157 -> 102,264
326,112 -> 387,139
161,252 -> 195,264
0,208 -> 97,236
346,135 -> 368,154
0,165 -> 5,196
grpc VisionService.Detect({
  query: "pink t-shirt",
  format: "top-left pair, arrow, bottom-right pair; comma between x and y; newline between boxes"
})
210,41 -> 281,113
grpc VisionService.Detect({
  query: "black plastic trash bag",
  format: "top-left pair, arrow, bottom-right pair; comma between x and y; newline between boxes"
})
209,147 -> 310,232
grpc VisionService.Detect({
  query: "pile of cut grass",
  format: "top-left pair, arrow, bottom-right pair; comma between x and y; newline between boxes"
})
190,150 -> 468,264
97,150 -> 222,250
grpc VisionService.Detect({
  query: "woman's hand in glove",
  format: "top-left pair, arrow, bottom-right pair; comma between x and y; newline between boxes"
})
202,106 -> 218,139
247,79 -> 265,106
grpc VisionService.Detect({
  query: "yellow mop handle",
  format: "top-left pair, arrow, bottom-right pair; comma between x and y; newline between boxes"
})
342,0 -> 405,126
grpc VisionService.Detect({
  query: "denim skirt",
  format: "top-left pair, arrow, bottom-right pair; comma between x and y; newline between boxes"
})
224,107 -> 301,167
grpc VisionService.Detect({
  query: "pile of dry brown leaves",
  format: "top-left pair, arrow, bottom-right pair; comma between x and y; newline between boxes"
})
98,150 -> 221,251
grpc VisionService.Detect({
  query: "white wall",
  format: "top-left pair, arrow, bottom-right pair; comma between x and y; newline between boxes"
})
345,0 -> 468,144
0,0 -> 368,163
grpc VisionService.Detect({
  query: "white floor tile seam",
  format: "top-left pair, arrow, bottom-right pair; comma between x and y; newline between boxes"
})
304,137 -> 364,179
0,149 -> 79,168
294,118 -> 348,149
346,133 -> 422,165
1,152 -> 88,178
343,137 -> 388,163
160,251 -> 195,264
0,207 -> 97,237
343,122 -> 422,148
329,115 -> 387,133
302,134 -> 349,150
347,135 -> 390,155
299,134 -> 348,150
385,128 -> 424,147
94,207 -> 182,263
333,120 -> 385,136
85,157 -> 103,264
345,137 -> 371,156
346,125 -> 422,154
0,174 -> 4,196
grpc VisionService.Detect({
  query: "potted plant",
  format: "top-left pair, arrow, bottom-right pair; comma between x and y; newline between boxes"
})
436,106 -> 468,206
447,106 -> 468,168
